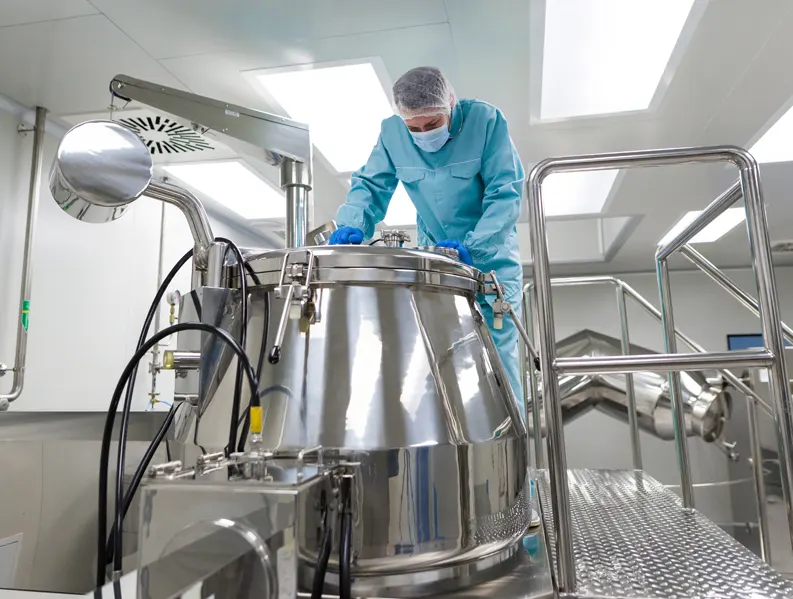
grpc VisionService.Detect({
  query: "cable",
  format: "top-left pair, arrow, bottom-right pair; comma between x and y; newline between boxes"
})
237,262 -> 269,453
105,403 -> 178,565
310,506 -> 333,599
215,238 -> 248,457
97,322 -> 259,586
339,476 -> 353,599
111,248 -> 192,573
368,238 -> 383,245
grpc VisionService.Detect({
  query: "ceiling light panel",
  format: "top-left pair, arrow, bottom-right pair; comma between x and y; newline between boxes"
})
541,0 -> 695,119
659,208 -> 745,246
162,161 -> 284,220
256,63 -> 393,172
542,170 -> 619,217
751,104 -> 793,163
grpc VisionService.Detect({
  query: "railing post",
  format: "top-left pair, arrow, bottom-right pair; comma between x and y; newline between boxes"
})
616,284 -> 643,470
527,165 -> 576,592
655,257 -> 695,507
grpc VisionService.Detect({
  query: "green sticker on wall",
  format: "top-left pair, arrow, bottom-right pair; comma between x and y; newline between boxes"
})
21,300 -> 30,332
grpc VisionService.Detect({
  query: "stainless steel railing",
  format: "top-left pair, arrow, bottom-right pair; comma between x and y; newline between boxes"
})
522,275 -> 776,565
526,146 -> 793,591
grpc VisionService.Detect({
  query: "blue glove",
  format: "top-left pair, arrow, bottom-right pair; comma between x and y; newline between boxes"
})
329,226 -> 364,245
436,240 -> 473,266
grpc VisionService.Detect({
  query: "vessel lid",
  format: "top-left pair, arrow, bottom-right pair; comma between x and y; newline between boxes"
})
236,245 -> 481,292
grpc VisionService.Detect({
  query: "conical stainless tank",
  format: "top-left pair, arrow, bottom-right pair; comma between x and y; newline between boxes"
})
172,246 -> 529,596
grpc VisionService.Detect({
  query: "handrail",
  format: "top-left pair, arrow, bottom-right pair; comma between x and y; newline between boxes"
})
522,274 -> 774,567
526,145 -> 792,590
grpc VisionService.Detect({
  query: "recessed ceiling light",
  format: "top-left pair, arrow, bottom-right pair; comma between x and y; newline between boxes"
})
750,104 -> 793,163
541,0 -> 696,119
659,207 -> 745,246
542,170 -> 619,217
162,161 -> 284,220
255,63 -> 393,172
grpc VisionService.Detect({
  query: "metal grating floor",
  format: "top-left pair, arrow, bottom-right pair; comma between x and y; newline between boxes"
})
539,469 -> 793,599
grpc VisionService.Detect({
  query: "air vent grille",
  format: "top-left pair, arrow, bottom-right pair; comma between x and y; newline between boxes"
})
119,116 -> 214,155
771,240 -> 793,253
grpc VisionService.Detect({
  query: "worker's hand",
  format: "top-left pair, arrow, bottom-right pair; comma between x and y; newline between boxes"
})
436,240 -> 473,266
329,226 -> 364,245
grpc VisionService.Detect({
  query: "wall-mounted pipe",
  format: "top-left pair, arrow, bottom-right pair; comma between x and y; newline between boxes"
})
0,93 -> 67,139
0,107 -> 47,405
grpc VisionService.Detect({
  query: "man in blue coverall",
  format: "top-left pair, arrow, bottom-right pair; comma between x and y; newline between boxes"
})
329,66 -> 525,401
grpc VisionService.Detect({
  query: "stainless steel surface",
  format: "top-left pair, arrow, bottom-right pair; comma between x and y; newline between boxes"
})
539,469 -> 793,599
112,74 -> 314,250
616,286 -> 642,469
418,246 -> 461,260
307,220 -> 337,246
555,348 -> 774,374
522,287 -> 544,469
656,180 -> 743,261
48,119 -> 217,270
163,350 -> 201,371
748,392 -> 771,563
144,179 -> 215,269
0,411 -> 172,593
381,230 -> 411,248
1,107 -> 45,403
171,246 -> 529,595
556,330 -> 729,442
680,244 -> 793,345
655,257 -> 694,507
49,120 -> 152,224
526,145 -> 786,591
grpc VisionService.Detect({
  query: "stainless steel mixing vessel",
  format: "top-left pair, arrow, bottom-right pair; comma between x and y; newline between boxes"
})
170,246 -> 529,596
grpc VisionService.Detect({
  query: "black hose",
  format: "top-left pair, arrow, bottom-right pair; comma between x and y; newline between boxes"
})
368,238 -> 383,245
338,477 -> 353,599
237,263 -> 268,453
97,322 -> 259,586
111,248 -> 193,573
215,238 -> 248,457
310,508 -> 333,599
105,403 -> 178,565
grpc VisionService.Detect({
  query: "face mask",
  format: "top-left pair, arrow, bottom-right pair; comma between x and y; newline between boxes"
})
410,124 -> 450,153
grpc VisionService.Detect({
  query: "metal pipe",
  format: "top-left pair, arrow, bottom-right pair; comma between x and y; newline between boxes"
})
145,180 -> 214,268
736,148 -> 793,552
656,181 -> 742,261
618,281 -> 775,417
1,107 -> 46,403
656,257 -> 694,507
747,393 -> 771,562
281,158 -> 312,248
616,286 -> 642,469
680,244 -> 793,345
527,146 -> 781,588
555,349 -> 774,374
522,285 -> 544,469
527,165 -> 575,592
0,93 -> 67,138
524,277 -> 775,417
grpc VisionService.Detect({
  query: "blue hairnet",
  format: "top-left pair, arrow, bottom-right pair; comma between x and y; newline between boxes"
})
392,67 -> 454,119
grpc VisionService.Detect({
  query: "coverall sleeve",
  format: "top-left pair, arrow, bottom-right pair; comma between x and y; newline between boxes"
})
335,133 -> 399,240
463,109 -> 525,264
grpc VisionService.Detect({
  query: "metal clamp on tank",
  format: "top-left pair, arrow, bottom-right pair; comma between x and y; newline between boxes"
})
269,249 -> 317,364
487,270 -> 541,371
381,229 -> 411,247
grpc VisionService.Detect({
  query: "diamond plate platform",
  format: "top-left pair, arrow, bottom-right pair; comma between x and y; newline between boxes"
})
539,469 -> 793,599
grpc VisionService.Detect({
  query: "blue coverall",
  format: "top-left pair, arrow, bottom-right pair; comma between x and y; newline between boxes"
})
336,99 -> 525,401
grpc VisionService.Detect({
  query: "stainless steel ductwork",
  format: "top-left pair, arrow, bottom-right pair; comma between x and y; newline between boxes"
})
552,330 -> 730,442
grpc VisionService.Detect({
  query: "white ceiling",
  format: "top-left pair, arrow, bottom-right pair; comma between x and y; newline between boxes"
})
2,0 -> 793,275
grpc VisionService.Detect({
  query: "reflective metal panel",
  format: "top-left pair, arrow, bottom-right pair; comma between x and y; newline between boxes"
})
49,120 -> 152,223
